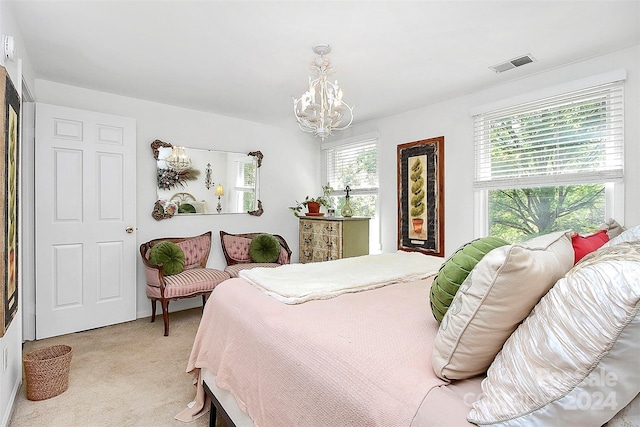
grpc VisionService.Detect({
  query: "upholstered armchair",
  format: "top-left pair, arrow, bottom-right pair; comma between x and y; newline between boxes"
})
220,231 -> 292,277
140,231 -> 230,336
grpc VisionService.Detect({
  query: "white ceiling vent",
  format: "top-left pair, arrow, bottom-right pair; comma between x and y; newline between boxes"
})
490,54 -> 535,73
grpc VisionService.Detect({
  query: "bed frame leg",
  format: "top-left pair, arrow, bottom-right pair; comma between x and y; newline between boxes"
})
209,401 -> 217,427
203,380 -> 236,427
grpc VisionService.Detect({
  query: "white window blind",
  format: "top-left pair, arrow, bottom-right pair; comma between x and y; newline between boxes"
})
324,138 -> 379,194
474,81 -> 624,190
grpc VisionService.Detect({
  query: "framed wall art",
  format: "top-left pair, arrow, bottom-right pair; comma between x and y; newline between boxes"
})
0,66 -> 20,337
397,136 -> 444,257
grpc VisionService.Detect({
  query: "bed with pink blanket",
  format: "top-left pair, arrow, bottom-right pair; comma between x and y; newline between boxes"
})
176,252 -> 483,426
178,229 -> 640,427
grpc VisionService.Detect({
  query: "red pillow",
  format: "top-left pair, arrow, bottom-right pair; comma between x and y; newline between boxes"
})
571,229 -> 609,263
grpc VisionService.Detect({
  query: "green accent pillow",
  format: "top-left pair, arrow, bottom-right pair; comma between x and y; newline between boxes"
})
249,234 -> 281,263
430,236 -> 509,323
149,241 -> 185,275
178,203 -> 196,213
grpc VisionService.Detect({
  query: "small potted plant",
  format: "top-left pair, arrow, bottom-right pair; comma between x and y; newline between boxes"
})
289,183 -> 334,217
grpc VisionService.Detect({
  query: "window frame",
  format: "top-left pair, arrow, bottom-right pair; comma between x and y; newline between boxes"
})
472,71 -> 626,238
321,133 -> 381,252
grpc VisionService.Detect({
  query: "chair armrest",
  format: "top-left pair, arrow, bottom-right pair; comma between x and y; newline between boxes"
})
140,257 -> 166,288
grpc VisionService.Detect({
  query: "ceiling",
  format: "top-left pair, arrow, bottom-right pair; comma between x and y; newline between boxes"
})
10,1 -> 640,132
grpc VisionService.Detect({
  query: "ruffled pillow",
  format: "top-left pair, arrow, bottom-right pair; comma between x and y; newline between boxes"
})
149,241 -> 185,275
468,242 -> 640,426
249,234 -> 281,263
604,224 -> 640,247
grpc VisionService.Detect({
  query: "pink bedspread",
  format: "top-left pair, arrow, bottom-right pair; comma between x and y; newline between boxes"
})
181,277 -> 459,426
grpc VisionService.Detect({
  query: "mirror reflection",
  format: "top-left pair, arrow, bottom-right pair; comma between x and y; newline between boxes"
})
153,141 -> 261,217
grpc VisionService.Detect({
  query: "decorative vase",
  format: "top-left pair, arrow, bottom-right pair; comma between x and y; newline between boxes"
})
307,201 -> 321,214
341,197 -> 353,217
412,218 -> 424,234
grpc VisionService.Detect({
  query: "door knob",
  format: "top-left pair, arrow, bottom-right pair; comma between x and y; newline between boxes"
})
125,226 -> 134,234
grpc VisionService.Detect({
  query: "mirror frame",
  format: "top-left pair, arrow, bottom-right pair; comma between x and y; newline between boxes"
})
150,139 -> 263,220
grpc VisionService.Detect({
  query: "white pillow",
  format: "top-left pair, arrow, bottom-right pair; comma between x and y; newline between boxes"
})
432,231 -> 574,380
190,200 -> 208,214
604,224 -> 640,247
468,242 -> 640,426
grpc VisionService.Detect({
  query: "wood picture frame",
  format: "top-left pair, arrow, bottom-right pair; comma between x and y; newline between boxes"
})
397,136 -> 444,257
0,66 -> 20,337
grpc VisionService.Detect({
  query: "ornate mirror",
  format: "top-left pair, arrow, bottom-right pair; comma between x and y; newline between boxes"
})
151,140 -> 263,220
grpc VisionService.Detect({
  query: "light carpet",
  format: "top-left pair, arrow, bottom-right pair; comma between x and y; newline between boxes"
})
9,308 -> 222,427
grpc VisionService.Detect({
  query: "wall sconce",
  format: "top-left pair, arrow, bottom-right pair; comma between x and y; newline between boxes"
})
205,163 -> 212,189
4,36 -> 15,61
216,184 -> 225,214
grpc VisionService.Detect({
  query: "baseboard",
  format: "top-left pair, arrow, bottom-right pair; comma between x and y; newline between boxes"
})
1,376 -> 21,427
136,298 -> 203,320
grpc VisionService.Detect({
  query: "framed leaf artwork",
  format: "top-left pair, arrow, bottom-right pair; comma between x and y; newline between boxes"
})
397,136 -> 444,257
0,66 -> 20,337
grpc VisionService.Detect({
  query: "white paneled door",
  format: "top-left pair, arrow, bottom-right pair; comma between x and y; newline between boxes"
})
35,103 -> 137,339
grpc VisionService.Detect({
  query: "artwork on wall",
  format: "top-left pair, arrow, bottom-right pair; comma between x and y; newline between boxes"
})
397,136 -> 444,257
0,66 -> 20,337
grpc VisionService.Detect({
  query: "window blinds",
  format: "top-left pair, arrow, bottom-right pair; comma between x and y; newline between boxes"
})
474,81 -> 624,190
324,138 -> 379,194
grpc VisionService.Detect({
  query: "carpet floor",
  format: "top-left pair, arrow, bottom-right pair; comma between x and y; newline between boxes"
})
9,308 -> 217,427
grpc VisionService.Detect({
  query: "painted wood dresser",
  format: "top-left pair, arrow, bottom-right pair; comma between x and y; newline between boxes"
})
298,216 -> 370,263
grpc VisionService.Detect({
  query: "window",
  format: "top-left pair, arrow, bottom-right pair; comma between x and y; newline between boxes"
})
474,79 -> 624,242
322,134 -> 380,251
234,158 -> 256,212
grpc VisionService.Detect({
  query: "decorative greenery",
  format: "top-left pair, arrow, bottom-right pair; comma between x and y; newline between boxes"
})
157,167 -> 200,190
489,185 -> 605,242
289,183 -> 334,217
410,158 -> 425,218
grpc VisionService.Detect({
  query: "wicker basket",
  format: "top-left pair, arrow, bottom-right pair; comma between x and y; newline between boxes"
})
23,344 -> 73,401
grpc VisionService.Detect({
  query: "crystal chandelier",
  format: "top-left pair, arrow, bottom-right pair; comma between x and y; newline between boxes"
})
166,146 -> 191,171
293,45 -> 354,140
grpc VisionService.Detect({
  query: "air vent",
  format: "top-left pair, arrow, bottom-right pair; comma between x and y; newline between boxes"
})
490,54 -> 535,73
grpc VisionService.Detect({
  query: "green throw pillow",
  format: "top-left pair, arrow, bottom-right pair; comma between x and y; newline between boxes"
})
178,203 -> 196,214
430,236 -> 509,323
149,241 -> 185,275
249,234 -> 281,263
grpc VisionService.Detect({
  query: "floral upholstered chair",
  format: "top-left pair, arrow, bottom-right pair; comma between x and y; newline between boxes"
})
220,231 -> 292,278
140,231 -> 230,336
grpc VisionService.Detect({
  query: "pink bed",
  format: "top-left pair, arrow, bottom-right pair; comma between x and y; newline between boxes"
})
179,276 -> 483,426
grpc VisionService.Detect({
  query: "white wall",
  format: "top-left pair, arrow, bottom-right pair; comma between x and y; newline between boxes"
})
0,1 -> 36,424
344,45 -> 639,258
34,80 -> 319,319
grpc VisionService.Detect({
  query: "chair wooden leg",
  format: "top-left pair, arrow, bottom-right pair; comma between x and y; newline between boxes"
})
150,299 -> 157,323
202,294 -> 207,312
162,299 -> 170,336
